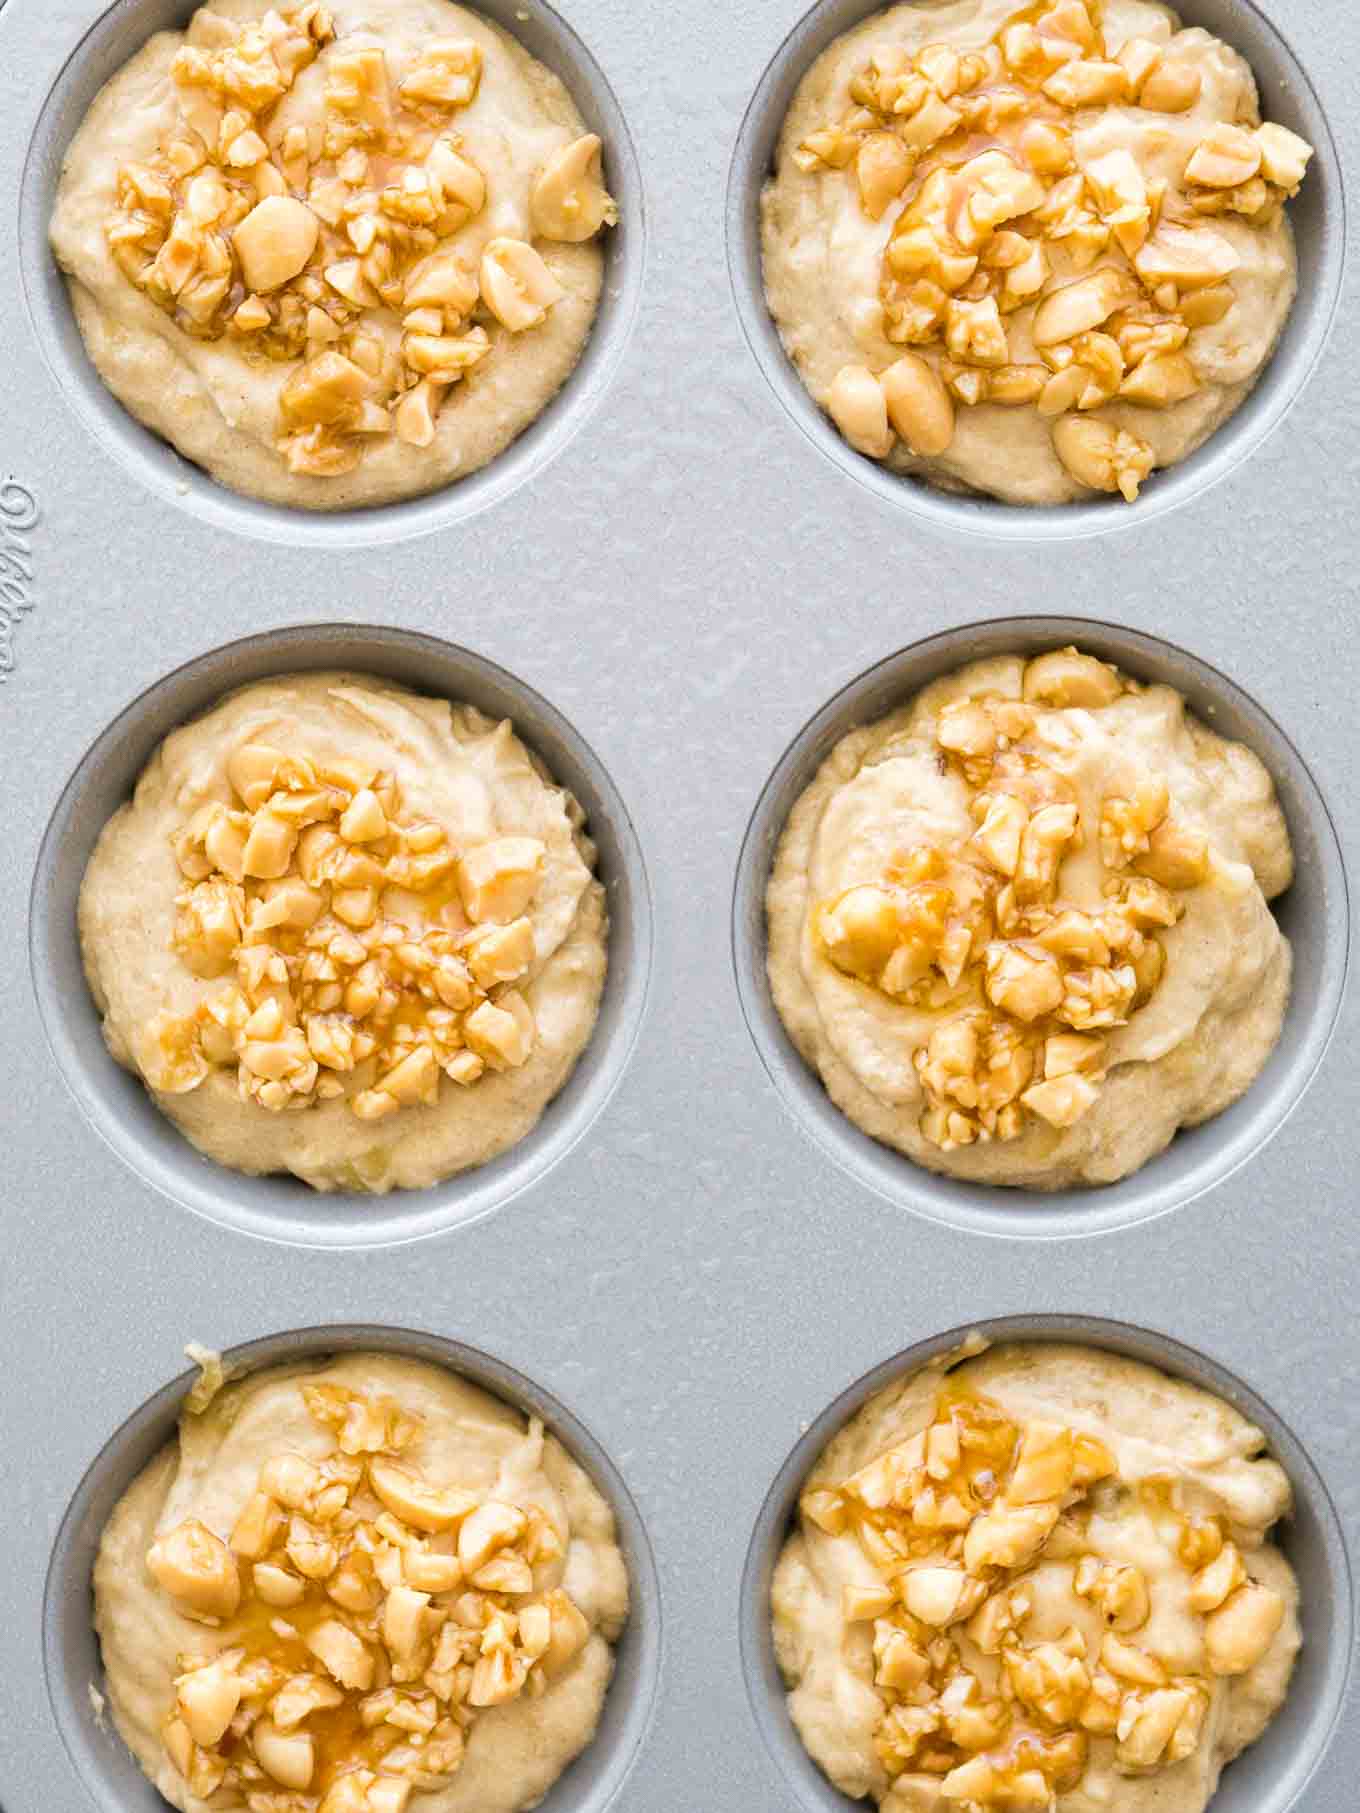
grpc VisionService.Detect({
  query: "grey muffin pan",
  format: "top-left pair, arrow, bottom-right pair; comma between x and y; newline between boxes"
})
2,0 -> 1358,1808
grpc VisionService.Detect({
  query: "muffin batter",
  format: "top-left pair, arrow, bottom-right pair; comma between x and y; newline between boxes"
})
79,673 -> 607,1192
773,1341 -> 1299,1812
767,649 -> 1292,1188
761,0 -> 1313,504
52,0 -> 617,508
95,1352 -> 630,1813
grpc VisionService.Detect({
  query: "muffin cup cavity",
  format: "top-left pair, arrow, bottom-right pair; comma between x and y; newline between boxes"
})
733,616 -> 1348,1239
740,1314 -> 1351,1813
30,624 -> 652,1248
725,0 -> 1345,541
43,1323 -> 662,1813
20,0 -> 645,547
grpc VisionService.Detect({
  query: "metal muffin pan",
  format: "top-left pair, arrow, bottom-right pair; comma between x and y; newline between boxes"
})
1,0 -> 1357,1807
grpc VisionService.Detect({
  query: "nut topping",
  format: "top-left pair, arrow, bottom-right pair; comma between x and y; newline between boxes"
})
150,1519 -> 243,1621
812,652 -> 1214,1152
789,0 -> 1313,500
1185,123 -> 1262,191
1203,1581 -> 1286,1676
800,1381 -> 1289,1806
156,740 -> 545,1119
234,194 -> 321,292
1022,648 -> 1121,709
828,364 -> 895,458
1051,415 -> 1154,501
479,237 -> 565,333
1031,268 -> 1137,347
530,133 -> 619,242
1187,1540 -> 1246,1613
150,1382 -> 591,1807
102,4 -> 617,480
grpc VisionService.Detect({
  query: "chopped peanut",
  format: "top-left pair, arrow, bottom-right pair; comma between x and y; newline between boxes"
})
1023,647 -> 1122,709
828,365 -> 894,459
1135,818 -> 1211,890
1204,1581 -> 1285,1675
1255,123 -> 1313,192
176,1657 -> 243,1747
400,37 -> 482,108
456,837 -> 546,924
479,237 -> 565,332
1186,123 -> 1262,191
1052,415 -> 1154,501
232,195 -> 318,292
1032,269 -> 1137,348
1139,60 -> 1202,113
882,353 -> 955,456
985,943 -> 1064,1022
531,133 -> 618,241
148,1519 -> 242,1619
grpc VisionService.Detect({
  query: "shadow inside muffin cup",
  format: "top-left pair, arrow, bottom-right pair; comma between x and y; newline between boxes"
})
19,0 -> 645,547
29,624 -> 653,1248
43,1323 -> 663,1813
739,1313 -> 1352,1813
725,0 -> 1345,540
731,616 -> 1348,1239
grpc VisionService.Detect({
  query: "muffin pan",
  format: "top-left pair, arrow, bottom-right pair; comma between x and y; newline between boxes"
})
2,0 -> 1359,1809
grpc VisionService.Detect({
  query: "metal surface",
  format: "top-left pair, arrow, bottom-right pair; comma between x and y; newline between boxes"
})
1,0 -> 1357,1809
